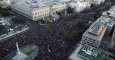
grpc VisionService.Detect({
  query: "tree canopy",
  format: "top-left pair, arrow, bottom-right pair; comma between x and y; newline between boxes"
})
0,7 -> 11,16
11,16 -> 26,24
67,7 -> 75,14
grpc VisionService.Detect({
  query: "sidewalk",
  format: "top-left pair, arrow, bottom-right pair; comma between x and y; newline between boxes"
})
0,27 -> 29,42
69,44 -> 84,60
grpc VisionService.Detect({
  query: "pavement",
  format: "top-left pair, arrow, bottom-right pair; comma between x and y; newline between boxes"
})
69,44 -> 84,60
51,13 -> 60,21
0,26 -> 29,42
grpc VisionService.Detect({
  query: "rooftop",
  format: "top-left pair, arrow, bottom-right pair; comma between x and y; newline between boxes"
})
74,0 -> 105,4
14,0 -> 66,10
102,5 -> 115,18
5,44 -> 38,60
83,16 -> 114,41
77,45 -> 107,60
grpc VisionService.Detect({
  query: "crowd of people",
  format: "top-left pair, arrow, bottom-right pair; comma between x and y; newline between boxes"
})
0,0 -> 114,60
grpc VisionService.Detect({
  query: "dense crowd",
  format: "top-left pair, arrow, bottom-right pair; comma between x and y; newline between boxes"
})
0,0 -> 114,60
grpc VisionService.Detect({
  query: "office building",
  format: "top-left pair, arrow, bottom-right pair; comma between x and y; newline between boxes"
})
81,16 -> 114,48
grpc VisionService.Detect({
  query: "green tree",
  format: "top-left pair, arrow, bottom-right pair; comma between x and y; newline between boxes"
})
44,16 -> 52,24
67,7 -> 75,14
0,7 -> 11,16
57,10 -> 65,17
11,16 -> 26,24
37,19 -> 45,24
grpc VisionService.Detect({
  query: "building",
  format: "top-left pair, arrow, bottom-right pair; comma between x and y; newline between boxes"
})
69,0 -> 105,12
70,1 -> 91,12
0,18 -> 4,25
110,28 -> 115,50
69,5 -> 115,60
58,0 -> 70,2
0,0 -> 24,8
0,17 -> 11,26
5,44 -> 39,60
103,6 -> 115,18
11,0 -> 67,21
69,16 -> 115,60
0,0 -> 56,8
74,16 -> 115,60
12,42 -> 27,60
80,16 -> 115,60
0,0 -> 11,8
86,0 -> 105,5
74,0 -> 105,5
81,16 -> 114,48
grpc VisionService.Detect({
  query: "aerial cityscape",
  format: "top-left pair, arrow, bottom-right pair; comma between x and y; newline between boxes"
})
0,0 -> 115,60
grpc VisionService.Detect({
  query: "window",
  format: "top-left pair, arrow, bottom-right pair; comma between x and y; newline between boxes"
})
35,13 -> 37,15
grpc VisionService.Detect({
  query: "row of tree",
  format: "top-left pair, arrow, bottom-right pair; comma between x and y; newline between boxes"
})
36,15 -> 52,24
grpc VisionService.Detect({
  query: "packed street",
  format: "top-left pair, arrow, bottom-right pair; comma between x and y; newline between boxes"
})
0,0 -> 114,60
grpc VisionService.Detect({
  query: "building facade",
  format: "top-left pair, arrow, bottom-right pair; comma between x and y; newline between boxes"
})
0,0 -> 23,8
11,0 -> 67,21
110,28 -> 115,50
81,16 -> 114,48
0,0 -> 11,8
70,1 -> 91,12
